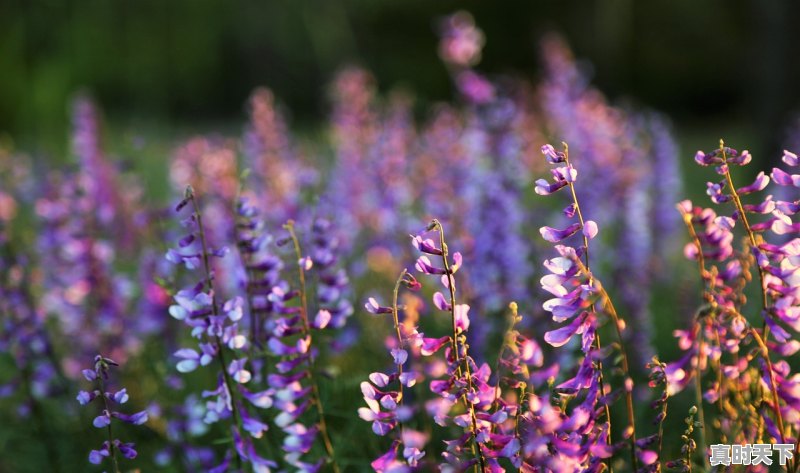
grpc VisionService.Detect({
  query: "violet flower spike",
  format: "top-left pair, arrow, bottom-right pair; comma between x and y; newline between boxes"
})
78,355 -> 146,473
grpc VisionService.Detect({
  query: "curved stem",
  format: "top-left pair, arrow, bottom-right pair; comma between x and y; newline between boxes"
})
750,329 -> 788,447
392,270 -> 407,414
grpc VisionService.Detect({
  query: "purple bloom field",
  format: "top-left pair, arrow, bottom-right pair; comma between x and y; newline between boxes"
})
2,9 -> 800,473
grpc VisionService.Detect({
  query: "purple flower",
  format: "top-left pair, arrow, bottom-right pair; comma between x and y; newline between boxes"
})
772,167 -> 800,187
540,223 -> 581,243
365,298 -> 393,315
78,355 -> 145,470
438,11 -> 485,67
89,443 -> 110,465
737,171 -> 770,194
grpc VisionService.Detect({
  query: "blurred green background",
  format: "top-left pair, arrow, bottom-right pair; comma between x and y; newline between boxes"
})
2,0 -> 800,162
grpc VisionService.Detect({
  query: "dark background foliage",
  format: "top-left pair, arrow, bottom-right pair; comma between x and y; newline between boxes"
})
2,0 -> 800,161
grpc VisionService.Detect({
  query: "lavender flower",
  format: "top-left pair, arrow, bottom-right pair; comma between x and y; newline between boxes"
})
360,269 -> 428,471
265,219 -> 342,473
537,142 -> 638,470
78,355 -> 147,472
242,88 -> 313,225
168,187 -> 276,472
411,220 -> 497,471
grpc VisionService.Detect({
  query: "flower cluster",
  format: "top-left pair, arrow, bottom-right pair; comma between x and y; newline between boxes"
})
16,9 -> 798,473
168,187 -> 275,472
77,355 -> 147,471
35,98 -> 140,376
536,143 -> 638,470
308,218 -> 354,348
243,88 -> 315,225
235,196 -> 285,348
666,141 -> 800,471
412,221 -> 503,471
264,219 -> 342,472
361,269 -> 427,471
0,242 -> 63,417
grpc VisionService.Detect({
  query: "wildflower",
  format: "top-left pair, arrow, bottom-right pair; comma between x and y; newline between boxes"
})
168,187 -> 275,471
536,142 -> 638,470
265,219 -> 342,472
409,220 -> 499,471
78,355 -> 146,472
360,269 -> 428,469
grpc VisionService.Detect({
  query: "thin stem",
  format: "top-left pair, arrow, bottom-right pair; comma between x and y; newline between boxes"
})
491,302 -> 519,413
432,220 -> 486,472
562,144 -> 626,469
189,192 -> 245,471
750,329 -> 788,448
719,142 -> 791,464
514,383 -> 528,439
719,141 -> 769,323
573,258 -> 639,470
653,363 -> 669,473
678,205 -> 713,305
389,268 -> 409,442
691,361 -> 708,471
685,410 -> 696,473
678,206 -> 710,469
284,221 -> 341,473
96,369 -> 121,473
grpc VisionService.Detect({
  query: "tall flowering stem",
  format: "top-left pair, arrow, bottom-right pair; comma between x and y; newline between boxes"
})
283,220 -> 340,473
235,196 -> 278,348
392,269 -> 409,413
717,140 -> 771,327
361,269 -> 427,471
432,219 -> 486,471
538,142 -> 638,470
169,187 -> 280,472
411,220 -> 496,471
188,191 -> 247,449
694,141 -> 791,451
675,202 -> 711,468
548,143 -> 616,447
78,355 -> 147,472
717,144 -> 788,451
